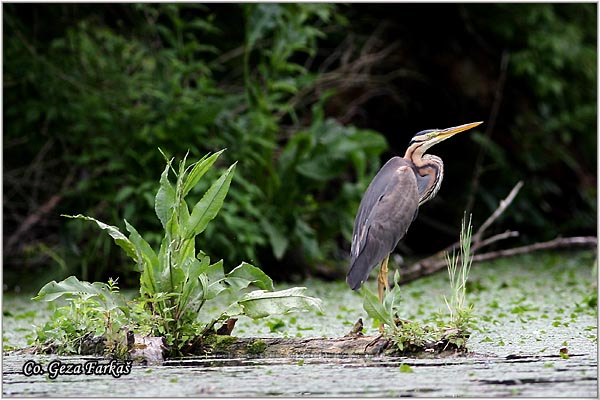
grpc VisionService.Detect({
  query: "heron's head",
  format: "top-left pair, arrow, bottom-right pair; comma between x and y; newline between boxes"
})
408,121 -> 483,155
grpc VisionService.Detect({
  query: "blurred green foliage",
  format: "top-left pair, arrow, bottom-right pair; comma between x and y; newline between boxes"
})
4,4 -> 386,287
4,3 -> 596,290
466,4 -> 596,238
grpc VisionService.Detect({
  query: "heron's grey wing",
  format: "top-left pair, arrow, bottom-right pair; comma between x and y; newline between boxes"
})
347,158 -> 419,290
350,157 -> 414,259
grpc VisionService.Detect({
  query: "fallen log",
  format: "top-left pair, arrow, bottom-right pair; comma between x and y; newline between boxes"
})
135,332 -> 464,363
199,335 -> 395,357
26,319 -> 466,365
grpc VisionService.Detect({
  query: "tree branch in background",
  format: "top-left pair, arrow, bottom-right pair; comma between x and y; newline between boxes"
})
400,236 -> 597,284
471,180 -> 523,249
399,181 -> 597,284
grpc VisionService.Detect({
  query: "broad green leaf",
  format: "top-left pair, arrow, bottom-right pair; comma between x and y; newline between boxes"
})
203,259 -> 227,300
169,265 -> 186,293
184,163 -> 236,239
202,258 -> 224,282
174,238 -> 195,270
382,270 -> 403,319
165,198 -> 181,240
362,286 -> 393,327
196,273 -> 209,303
62,214 -> 138,264
225,262 -> 274,291
180,256 -> 209,309
155,163 -> 176,229
296,154 -> 342,181
182,150 -> 225,197
154,236 -> 170,294
178,201 -> 191,234
238,287 -> 322,319
158,235 -> 175,293
260,219 -> 289,260
33,276 -> 129,317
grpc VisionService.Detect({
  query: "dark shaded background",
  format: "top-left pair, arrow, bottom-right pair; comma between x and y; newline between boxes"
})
4,3 -> 597,291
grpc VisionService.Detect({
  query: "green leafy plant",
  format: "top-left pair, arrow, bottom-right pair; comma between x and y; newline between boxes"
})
360,214 -> 475,353
361,270 -> 403,329
33,276 -> 130,356
34,150 -> 322,356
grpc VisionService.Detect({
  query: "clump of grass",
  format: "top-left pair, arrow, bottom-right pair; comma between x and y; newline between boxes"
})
444,213 -> 475,335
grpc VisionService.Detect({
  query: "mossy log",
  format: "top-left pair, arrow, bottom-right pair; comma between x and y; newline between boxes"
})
28,319 -> 466,365
125,333 -> 462,364
201,335 -> 402,357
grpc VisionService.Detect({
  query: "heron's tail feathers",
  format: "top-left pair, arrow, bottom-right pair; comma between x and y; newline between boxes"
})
346,257 -> 370,290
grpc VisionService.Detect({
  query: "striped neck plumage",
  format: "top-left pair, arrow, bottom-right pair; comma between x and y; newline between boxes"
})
417,154 -> 444,205
404,146 -> 444,205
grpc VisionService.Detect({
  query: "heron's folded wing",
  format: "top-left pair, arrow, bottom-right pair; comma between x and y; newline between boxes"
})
347,162 -> 419,290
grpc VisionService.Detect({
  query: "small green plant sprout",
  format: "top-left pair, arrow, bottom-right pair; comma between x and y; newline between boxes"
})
34,149 -> 322,357
444,213 -> 475,334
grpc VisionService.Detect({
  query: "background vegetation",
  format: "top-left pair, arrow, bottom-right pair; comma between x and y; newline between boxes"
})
4,3 -> 596,291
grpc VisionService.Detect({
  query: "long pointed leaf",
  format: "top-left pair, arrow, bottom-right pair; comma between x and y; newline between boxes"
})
182,150 -> 225,198
184,163 -> 236,239
62,214 -> 139,264
155,163 -> 176,229
124,220 -> 158,275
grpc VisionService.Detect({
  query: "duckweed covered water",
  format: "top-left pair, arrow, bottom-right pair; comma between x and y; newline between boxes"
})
3,251 -> 597,397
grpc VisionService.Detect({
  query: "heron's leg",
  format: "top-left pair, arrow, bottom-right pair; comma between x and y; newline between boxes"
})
381,255 -> 390,293
377,255 -> 391,333
377,254 -> 391,302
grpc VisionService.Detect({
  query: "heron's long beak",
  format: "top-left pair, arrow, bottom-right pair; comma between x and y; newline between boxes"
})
435,121 -> 483,140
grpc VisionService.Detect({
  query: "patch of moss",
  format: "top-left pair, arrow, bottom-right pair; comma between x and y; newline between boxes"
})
246,339 -> 267,355
205,334 -> 237,353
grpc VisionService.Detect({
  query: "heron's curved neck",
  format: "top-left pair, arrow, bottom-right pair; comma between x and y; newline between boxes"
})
404,149 -> 444,205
